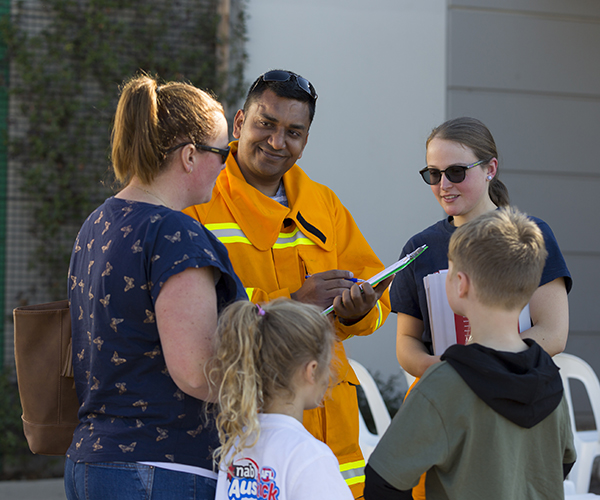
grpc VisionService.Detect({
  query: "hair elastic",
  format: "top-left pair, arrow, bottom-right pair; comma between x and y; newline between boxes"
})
256,304 -> 266,317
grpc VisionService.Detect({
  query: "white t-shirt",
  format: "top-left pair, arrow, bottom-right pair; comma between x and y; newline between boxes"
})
215,413 -> 353,500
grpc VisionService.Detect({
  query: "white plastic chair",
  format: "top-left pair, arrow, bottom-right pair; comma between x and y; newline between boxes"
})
564,479 -> 600,499
349,358 -> 392,460
554,353 -> 600,494
403,369 -> 416,391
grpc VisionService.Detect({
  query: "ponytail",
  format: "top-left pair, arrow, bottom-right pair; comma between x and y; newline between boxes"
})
210,301 -> 264,469
112,76 -> 162,185
489,177 -> 510,207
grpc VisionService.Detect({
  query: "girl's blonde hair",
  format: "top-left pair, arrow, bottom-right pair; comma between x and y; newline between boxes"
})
111,73 -> 224,186
209,299 -> 336,469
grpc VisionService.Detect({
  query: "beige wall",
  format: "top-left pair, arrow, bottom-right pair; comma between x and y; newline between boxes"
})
243,0 -> 447,382
243,1 -> 600,412
447,0 -> 600,423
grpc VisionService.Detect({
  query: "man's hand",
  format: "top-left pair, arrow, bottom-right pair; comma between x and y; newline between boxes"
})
332,275 -> 394,324
291,270 -> 356,309
291,270 -> 393,324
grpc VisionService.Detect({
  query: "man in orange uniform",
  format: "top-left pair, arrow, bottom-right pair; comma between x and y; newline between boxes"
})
184,70 -> 392,498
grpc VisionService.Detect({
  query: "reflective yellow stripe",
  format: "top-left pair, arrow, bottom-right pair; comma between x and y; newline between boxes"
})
340,459 -> 365,486
244,287 -> 254,300
340,459 -> 365,473
374,300 -> 383,330
205,223 -> 252,245
217,236 -> 252,244
346,474 -> 365,486
273,227 -> 316,249
205,223 -> 316,249
205,222 -> 241,230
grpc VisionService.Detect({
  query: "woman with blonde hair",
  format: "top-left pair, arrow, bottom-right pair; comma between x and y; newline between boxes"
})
211,299 -> 353,500
64,74 -> 245,500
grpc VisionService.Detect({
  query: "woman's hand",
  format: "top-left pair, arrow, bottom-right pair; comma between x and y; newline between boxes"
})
524,277 -> 569,356
396,312 -> 441,378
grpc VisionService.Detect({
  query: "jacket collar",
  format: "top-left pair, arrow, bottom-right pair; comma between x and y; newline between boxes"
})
216,141 -> 335,252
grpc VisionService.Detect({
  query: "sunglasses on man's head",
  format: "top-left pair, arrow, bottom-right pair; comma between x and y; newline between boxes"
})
419,159 -> 490,185
253,70 -> 318,100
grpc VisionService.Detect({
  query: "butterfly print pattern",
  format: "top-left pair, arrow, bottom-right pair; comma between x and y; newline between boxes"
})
67,197 -> 244,468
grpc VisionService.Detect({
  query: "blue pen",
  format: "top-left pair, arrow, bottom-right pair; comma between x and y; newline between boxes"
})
321,244 -> 428,316
304,274 -> 365,283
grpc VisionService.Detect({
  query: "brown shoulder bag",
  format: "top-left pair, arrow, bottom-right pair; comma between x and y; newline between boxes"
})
13,299 -> 79,455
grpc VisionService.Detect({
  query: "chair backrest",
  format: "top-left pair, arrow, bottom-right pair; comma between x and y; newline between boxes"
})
348,358 -> 391,460
554,353 -> 600,493
554,353 -> 600,433
403,370 -> 416,391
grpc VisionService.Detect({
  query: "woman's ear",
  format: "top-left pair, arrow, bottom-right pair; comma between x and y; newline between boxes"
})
182,144 -> 196,174
486,157 -> 498,181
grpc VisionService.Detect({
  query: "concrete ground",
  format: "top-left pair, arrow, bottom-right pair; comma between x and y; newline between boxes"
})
0,472 -> 598,499
0,478 -> 66,500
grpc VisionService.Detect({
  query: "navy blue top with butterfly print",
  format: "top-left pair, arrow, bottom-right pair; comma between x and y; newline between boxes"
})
66,197 -> 245,469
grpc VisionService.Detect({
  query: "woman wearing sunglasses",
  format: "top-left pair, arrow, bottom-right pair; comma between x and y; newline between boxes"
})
391,117 -> 572,381
64,74 -> 246,500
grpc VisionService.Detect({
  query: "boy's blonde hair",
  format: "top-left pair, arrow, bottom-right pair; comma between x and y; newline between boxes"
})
209,299 -> 337,469
448,207 -> 547,310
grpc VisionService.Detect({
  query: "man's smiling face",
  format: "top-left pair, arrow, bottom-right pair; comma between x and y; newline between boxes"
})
233,89 -> 310,196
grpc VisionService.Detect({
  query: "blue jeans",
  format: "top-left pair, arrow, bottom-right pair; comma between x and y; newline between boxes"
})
64,458 -> 216,500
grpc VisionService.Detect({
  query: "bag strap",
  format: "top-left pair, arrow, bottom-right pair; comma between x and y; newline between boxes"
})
62,339 -> 74,378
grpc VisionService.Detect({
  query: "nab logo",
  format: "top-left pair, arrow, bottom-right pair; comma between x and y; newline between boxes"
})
227,458 -> 258,499
234,464 -> 256,479
226,458 -> 280,500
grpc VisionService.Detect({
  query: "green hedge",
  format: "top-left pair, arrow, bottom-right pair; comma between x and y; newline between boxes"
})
0,0 -> 247,299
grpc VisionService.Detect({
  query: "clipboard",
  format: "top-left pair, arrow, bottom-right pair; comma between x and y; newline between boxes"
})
322,244 -> 428,315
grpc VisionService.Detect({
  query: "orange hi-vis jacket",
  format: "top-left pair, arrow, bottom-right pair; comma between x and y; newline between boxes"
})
184,142 -> 391,498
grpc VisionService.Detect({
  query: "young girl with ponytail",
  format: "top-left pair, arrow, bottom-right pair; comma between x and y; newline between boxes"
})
210,299 -> 353,500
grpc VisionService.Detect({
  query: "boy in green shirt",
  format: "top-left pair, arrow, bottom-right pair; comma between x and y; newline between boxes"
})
365,208 -> 576,500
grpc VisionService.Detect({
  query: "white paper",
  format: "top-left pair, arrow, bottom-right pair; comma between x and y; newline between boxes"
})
424,270 -> 531,356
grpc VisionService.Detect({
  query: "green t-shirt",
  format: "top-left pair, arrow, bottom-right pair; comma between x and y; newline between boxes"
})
368,361 -> 576,500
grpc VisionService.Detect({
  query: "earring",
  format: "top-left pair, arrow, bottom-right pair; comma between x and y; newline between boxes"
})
487,175 -> 493,181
